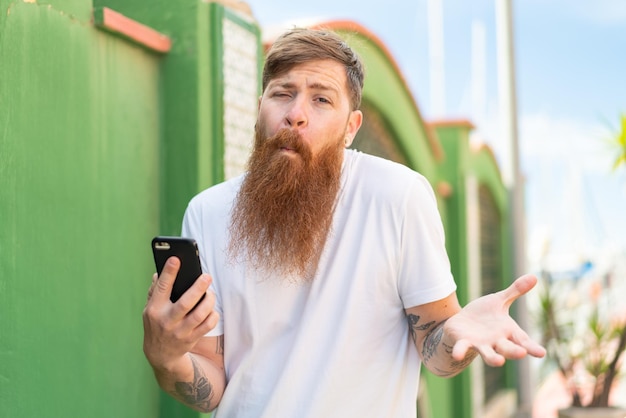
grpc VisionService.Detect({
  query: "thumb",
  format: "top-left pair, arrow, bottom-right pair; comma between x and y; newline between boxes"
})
452,339 -> 474,361
154,257 -> 180,301
499,274 -> 538,309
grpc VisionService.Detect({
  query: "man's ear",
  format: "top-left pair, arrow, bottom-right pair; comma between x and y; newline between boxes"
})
258,95 -> 263,111
344,110 -> 363,147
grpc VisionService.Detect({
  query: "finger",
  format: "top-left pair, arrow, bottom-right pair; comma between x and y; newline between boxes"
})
476,344 -> 506,367
153,257 -> 180,302
183,286 -> 215,325
451,339 -> 474,361
203,309 -> 221,334
512,329 -> 547,358
191,309 -> 221,340
146,273 -> 158,301
498,274 -> 538,309
494,338 -> 527,360
526,343 -> 547,358
183,290 -> 219,338
172,274 -> 212,318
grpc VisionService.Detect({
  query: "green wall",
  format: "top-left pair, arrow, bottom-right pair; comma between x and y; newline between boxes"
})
92,0 -> 221,236
0,1 -> 161,416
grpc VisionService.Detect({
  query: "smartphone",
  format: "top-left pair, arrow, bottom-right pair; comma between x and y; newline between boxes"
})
151,236 -> 205,304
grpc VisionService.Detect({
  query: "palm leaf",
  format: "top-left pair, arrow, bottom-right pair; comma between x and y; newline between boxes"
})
613,114 -> 626,171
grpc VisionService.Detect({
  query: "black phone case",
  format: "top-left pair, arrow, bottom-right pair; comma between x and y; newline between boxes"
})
151,236 -> 204,304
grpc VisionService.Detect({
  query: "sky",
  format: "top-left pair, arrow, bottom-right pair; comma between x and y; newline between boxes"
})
242,0 -> 626,272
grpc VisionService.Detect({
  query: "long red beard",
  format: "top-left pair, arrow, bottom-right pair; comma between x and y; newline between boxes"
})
227,127 -> 344,281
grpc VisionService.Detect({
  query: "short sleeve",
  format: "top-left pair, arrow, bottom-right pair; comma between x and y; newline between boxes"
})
397,174 -> 456,308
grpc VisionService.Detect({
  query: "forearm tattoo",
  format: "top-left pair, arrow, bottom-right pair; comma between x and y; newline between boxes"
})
174,355 -> 213,412
422,320 -> 445,363
406,313 -> 435,343
406,314 -> 475,376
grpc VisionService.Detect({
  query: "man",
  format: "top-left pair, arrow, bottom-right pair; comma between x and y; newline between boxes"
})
143,27 -> 545,417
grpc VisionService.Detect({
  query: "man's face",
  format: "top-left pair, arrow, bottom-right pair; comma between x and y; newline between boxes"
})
257,59 -> 362,157
227,59 -> 363,280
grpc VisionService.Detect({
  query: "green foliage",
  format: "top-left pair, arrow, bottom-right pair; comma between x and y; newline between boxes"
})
537,275 -> 626,408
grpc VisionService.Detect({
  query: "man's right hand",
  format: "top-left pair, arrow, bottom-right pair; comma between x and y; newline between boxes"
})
142,257 -> 225,412
142,256 -> 219,372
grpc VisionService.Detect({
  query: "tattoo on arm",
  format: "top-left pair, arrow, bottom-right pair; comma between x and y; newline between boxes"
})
432,342 -> 476,376
406,313 -> 436,343
423,321 -> 477,376
422,321 -> 445,363
406,313 -> 476,375
174,354 -> 214,412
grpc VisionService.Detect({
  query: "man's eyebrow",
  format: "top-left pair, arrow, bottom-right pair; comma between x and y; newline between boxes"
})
308,82 -> 339,95
272,81 -> 295,89
270,81 -> 339,95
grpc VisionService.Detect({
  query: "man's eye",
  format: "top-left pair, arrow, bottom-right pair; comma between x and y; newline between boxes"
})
316,97 -> 331,104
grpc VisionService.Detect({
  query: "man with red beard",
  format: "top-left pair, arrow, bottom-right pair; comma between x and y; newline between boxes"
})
143,28 -> 545,417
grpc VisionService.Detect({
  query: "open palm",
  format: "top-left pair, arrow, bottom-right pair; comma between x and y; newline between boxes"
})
446,274 -> 546,367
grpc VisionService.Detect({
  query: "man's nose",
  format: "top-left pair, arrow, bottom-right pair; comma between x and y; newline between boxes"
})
285,99 -> 308,128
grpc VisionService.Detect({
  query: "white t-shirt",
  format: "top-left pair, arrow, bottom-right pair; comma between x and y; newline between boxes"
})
182,149 -> 456,418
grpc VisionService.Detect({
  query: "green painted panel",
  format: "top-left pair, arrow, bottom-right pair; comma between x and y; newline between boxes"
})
437,127 -> 470,304
90,0 -> 207,237
4,0 -> 94,23
422,372 -> 455,417
469,150 -> 508,212
0,3 -> 160,417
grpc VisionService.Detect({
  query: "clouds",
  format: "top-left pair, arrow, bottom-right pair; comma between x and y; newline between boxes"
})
519,111 -> 626,266
523,0 -> 626,25
519,112 -> 614,174
575,1 -> 626,25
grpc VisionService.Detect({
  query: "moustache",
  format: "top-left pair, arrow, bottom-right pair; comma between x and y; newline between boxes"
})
266,128 -> 310,156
